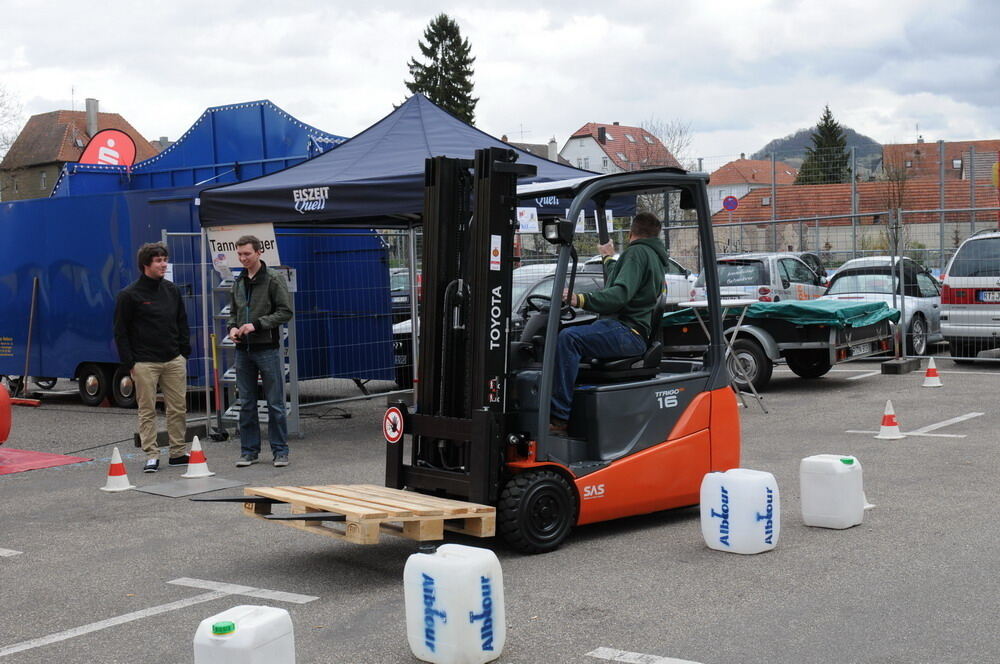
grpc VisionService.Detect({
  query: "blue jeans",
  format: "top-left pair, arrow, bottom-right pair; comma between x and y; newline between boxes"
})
551,318 -> 648,421
235,347 -> 288,457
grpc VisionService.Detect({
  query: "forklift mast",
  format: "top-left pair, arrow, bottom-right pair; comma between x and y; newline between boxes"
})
387,148 -> 536,504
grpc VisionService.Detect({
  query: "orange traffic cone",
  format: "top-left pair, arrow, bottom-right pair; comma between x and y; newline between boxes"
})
100,446 -> 136,492
874,400 -> 905,440
922,357 -> 943,388
181,436 -> 215,478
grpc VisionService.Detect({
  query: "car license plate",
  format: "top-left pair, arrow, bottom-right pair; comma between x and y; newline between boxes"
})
392,296 -> 408,304
978,290 -> 1000,302
850,343 -> 872,356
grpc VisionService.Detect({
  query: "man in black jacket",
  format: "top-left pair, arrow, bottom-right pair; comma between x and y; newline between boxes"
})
113,242 -> 191,473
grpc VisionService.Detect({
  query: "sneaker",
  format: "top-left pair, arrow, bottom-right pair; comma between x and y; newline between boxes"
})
273,454 -> 289,467
235,455 -> 258,467
549,417 -> 569,433
168,455 -> 190,467
143,459 -> 160,473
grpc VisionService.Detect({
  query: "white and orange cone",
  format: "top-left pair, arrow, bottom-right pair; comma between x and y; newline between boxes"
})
99,446 -> 136,492
181,436 -> 215,478
922,357 -> 943,388
874,400 -> 905,440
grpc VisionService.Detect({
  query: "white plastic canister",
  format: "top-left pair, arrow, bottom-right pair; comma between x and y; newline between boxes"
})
403,543 -> 505,664
700,468 -> 780,554
193,605 -> 295,664
800,454 -> 865,529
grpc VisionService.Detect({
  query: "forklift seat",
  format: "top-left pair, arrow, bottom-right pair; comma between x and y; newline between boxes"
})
577,297 -> 667,383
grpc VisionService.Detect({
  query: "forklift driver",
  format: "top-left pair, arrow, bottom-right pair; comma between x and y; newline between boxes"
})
550,212 -> 669,432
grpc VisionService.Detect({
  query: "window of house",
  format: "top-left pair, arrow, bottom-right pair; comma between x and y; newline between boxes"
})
12,178 -> 18,193
577,158 -> 583,168
761,196 -> 770,206
579,139 -> 586,148
583,157 -> 590,169
602,157 -> 609,169
616,152 -> 627,161
643,135 -> 654,144
624,134 -> 636,143
39,172 -> 47,190
905,160 -> 912,168
605,133 -> 614,141
952,159 -> 962,169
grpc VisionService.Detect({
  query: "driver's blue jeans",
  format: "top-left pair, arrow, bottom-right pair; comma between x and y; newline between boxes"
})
551,318 -> 647,421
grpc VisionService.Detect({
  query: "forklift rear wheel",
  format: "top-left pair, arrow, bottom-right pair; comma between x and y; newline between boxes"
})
78,363 -> 111,407
111,365 -> 137,408
498,470 -> 577,554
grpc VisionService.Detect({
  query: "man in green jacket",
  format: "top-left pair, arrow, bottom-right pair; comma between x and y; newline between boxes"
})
551,212 -> 669,431
227,235 -> 294,467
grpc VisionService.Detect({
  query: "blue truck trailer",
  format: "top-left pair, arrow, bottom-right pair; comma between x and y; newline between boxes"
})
0,100 -> 395,406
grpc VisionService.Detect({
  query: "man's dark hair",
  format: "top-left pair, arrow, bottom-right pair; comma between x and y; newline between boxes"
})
136,242 -> 168,272
236,235 -> 262,252
630,212 -> 662,238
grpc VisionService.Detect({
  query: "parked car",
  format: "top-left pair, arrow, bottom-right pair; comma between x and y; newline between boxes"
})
389,267 -> 421,323
692,252 -> 826,302
820,256 -> 942,355
392,262 -> 607,387
939,230 -> 1000,361
793,251 -> 828,278
584,253 -> 696,307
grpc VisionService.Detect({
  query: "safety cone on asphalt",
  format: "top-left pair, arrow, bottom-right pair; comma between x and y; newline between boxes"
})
922,357 -> 943,388
874,400 -> 905,440
181,436 -> 215,478
99,446 -> 136,492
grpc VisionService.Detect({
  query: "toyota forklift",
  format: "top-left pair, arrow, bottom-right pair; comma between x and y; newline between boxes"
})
384,147 -> 741,553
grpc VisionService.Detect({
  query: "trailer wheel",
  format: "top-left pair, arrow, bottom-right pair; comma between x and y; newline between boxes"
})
33,377 -> 57,390
78,363 -> 111,406
728,338 -> 772,391
111,366 -> 137,408
785,350 -> 832,379
498,470 -> 577,554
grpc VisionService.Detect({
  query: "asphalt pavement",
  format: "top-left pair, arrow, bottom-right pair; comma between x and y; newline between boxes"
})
1,356 -> 998,664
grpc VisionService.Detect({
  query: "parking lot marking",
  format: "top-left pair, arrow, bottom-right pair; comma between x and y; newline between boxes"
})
168,577 -> 319,604
0,590 -> 229,658
0,548 -> 22,557
0,579 -> 318,658
847,411 -> 984,438
586,647 -> 704,663
848,371 -> 881,380
909,412 -> 984,434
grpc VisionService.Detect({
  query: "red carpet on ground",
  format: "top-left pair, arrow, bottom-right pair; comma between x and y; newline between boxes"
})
0,448 -> 92,475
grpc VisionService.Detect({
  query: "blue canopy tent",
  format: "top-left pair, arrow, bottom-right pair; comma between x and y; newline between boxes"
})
197,94 -> 602,228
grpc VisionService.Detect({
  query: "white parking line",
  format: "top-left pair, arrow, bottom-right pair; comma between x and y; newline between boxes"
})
0,578 -> 317,658
846,411 -> 984,439
586,647 -> 704,663
909,412 -> 984,434
848,371 -> 881,380
0,548 -> 22,557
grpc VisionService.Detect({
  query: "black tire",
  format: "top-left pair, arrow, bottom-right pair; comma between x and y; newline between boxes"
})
498,470 -> 577,554
728,338 -> 772,391
906,315 -> 928,356
948,338 -> 976,364
78,363 -> 111,406
33,377 -> 57,390
111,365 -> 137,408
785,350 -> 833,379
1,375 -> 24,397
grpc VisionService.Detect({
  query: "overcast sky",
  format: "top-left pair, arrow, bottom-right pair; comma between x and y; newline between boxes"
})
2,0 -> 997,170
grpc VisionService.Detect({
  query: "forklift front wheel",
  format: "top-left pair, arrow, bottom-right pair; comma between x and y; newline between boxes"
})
498,470 -> 577,555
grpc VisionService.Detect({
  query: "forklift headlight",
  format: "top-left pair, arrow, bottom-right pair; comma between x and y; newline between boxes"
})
542,218 -> 574,245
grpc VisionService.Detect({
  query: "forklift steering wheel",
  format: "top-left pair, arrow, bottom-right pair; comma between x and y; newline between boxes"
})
524,294 -> 576,321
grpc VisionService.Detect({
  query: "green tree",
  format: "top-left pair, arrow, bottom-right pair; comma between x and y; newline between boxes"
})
795,105 -> 849,185
405,14 -> 478,124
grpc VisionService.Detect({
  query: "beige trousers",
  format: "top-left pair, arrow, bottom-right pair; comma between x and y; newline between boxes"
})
133,355 -> 188,459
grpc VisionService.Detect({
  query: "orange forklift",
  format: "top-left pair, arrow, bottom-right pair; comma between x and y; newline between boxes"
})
385,147 -> 740,553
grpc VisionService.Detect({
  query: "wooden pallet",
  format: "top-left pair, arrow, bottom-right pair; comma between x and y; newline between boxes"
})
243,484 -> 496,545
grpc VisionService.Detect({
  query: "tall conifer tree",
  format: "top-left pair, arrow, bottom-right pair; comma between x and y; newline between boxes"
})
795,105 -> 850,185
405,14 -> 478,124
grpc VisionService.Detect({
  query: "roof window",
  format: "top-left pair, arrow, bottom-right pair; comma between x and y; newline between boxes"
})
624,134 -> 636,143
643,135 -> 654,144
616,152 -> 627,161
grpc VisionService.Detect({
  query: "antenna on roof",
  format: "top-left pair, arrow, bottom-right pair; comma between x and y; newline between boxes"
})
71,86 -> 75,111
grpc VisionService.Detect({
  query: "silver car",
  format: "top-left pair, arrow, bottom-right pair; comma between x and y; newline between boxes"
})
939,230 -> 1000,361
820,256 -> 942,355
693,252 -> 827,302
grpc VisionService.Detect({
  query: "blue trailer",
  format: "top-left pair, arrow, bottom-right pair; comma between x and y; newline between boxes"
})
0,101 -> 394,406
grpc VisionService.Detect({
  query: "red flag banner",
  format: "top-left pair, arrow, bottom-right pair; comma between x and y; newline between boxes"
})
78,129 -> 137,166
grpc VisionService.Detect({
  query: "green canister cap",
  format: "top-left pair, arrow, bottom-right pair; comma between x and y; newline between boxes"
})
840,458 -> 855,465
212,621 -> 236,635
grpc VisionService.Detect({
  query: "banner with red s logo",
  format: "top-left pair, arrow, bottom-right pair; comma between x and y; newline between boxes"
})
78,129 -> 137,166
